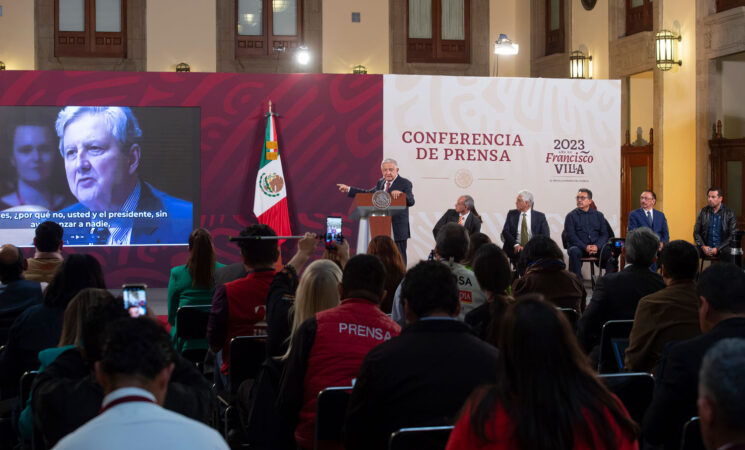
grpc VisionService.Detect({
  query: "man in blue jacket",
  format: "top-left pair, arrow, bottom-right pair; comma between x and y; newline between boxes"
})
564,188 -> 611,281
628,190 -> 669,246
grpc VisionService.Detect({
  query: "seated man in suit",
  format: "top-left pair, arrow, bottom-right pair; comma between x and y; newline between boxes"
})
643,263 -> 745,450
501,190 -> 550,265
628,190 -> 669,246
697,339 -> 745,450
344,260 -> 498,450
564,188 -> 613,281
432,195 -> 481,239
56,106 -> 192,246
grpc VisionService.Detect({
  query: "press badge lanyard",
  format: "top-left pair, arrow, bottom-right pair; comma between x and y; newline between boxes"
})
99,395 -> 156,414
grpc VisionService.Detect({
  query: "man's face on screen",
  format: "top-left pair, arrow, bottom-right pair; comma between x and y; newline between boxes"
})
62,114 -> 139,211
12,126 -> 55,184
381,162 -> 398,181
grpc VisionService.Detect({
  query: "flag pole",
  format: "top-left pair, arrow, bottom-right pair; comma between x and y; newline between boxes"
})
268,100 -> 272,114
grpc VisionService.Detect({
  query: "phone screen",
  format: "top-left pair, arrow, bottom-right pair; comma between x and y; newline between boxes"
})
122,284 -> 147,318
325,217 -> 342,250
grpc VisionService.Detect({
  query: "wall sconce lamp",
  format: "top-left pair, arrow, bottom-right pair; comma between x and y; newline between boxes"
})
295,46 -> 310,65
494,34 -> 519,55
655,30 -> 682,71
569,50 -> 592,79
0,61 -> 6,71
175,62 -> 190,72
352,65 -> 367,74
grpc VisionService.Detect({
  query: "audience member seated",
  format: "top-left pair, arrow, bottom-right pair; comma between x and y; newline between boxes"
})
512,235 -> 586,312
392,223 -> 486,325
276,254 -> 401,450
643,263 -> 745,450
564,188 -> 613,281
23,221 -> 64,283
577,228 -> 664,360
207,224 -> 278,381
463,244 -> 511,343
461,232 -> 491,270
624,240 -> 701,374
0,254 -> 105,398
344,260 -> 498,450
52,317 -> 228,450
0,244 -> 42,335
366,235 -> 405,313
167,227 -> 224,352
244,235 -> 342,449
32,300 -> 212,447
17,288 -> 114,440
446,295 -> 639,449
697,338 -> 745,450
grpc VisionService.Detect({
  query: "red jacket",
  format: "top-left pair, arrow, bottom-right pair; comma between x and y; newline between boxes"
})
295,298 -> 401,449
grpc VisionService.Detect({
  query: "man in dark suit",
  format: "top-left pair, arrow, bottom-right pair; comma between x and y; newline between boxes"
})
432,195 -> 481,239
643,263 -> 745,450
344,260 -> 498,450
697,339 -> 745,450
501,190 -> 550,264
628,190 -> 669,245
337,158 -> 415,263
576,227 -> 665,359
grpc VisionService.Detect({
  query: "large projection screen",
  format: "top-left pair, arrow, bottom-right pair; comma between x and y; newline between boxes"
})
383,75 -> 621,264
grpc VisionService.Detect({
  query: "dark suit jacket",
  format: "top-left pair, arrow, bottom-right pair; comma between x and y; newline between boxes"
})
576,265 -> 665,354
501,208 -> 550,259
643,317 -> 745,449
628,208 -> 670,243
344,319 -> 498,450
432,209 -> 481,239
348,176 -> 415,242
62,182 -> 193,246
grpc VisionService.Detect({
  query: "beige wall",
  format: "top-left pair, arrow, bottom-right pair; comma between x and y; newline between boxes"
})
489,0 -> 530,77
146,0 -> 216,72
323,0 -> 389,74
571,0 -> 609,80
629,71 -> 654,138
0,0 -> 35,70
661,0 -> 697,241
721,53 -> 745,137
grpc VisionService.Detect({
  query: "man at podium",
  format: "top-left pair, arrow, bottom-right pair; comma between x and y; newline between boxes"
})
337,158 -> 415,263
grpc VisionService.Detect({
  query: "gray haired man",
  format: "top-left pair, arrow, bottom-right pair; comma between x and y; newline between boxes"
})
432,195 -> 482,239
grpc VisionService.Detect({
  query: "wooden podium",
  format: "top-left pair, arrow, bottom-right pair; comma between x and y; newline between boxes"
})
349,193 -> 406,254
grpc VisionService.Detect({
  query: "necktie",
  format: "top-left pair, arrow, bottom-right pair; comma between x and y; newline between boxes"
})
385,181 -> 391,192
520,213 -> 529,246
90,227 -> 110,245
646,210 -> 653,226
458,215 -> 464,226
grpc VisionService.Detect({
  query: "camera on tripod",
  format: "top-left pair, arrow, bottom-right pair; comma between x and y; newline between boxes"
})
731,230 -> 744,268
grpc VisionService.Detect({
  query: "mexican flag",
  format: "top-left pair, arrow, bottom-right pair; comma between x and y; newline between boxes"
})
253,110 -> 291,243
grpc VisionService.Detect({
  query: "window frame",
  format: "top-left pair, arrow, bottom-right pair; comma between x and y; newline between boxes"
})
545,0 -> 565,56
235,0 -> 303,58
54,0 -> 127,58
716,0 -> 745,13
406,0 -> 471,64
625,0 -> 652,36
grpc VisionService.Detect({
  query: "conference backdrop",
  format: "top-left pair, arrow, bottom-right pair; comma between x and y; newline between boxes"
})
383,75 -> 621,263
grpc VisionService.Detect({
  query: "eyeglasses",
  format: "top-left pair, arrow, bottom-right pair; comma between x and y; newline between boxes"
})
640,196 -> 654,200
576,196 -> 588,200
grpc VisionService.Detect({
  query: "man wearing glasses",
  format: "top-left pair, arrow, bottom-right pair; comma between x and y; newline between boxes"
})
564,188 -> 611,281
628,190 -> 669,250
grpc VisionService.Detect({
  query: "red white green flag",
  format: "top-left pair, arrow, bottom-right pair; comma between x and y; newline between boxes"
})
254,109 -> 291,242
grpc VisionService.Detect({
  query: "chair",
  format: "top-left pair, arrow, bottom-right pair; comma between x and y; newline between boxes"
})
314,386 -> 352,450
19,371 -> 38,410
175,305 -> 211,366
227,335 -> 267,397
597,320 -> 634,374
598,372 -> 654,425
699,255 -> 719,273
388,426 -> 454,450
561,229 -> 599,290
558,307 -> 579,333
680,417 -> 704,450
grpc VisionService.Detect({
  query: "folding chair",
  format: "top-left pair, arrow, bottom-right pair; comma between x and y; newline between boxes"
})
314,386 -> 352,450
175,305 -> 211,366
597,320 -> 634,374
598,372 -> 654,426
557,307 -> 579,333
388,426 -> 454,450
680,417 -> 704,450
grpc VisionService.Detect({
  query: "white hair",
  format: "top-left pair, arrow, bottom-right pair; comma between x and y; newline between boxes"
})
381,158 -> 398,168
517,190 -> 534,207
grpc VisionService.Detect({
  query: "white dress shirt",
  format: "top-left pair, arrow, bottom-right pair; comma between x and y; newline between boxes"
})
458,211 -> 470,225
515,208 -> 532,246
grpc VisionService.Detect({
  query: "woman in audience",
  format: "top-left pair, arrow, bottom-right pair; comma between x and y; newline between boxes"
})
17,288 -> 114,440
167,227 -> 224,352
0,253 -> 105,398
461,232 -> 492,270
366,235 -> 406,313
465,244 -> 511,344
513,235 -> 586,312
447,296 -> 639,450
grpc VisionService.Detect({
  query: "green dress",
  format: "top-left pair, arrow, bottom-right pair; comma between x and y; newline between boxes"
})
167,262 -> 225,352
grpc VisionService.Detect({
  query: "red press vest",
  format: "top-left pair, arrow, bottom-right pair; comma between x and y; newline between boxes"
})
221,269 -> 275,374
294,298 -> 401,449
